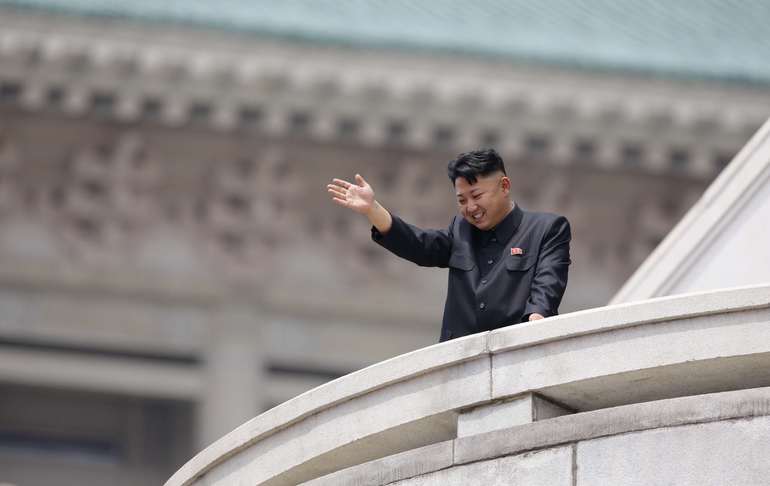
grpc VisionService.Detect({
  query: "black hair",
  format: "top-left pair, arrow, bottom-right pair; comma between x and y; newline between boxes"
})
447,148 -> 507,184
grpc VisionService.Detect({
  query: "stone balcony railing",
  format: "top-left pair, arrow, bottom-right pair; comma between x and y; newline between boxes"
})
166,284 -> 770,486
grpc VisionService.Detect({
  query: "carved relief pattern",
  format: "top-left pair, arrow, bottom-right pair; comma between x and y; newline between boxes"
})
51,134 -> 159,261
194,146 -> 305,276
0,124 -> 365,281
0,135 -> 22,215
0,110 -> 710,307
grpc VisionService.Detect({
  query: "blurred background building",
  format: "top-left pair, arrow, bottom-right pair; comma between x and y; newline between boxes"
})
0,1 -> 768,484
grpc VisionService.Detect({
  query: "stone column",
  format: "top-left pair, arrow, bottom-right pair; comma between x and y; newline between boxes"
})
198,303 -> 264,448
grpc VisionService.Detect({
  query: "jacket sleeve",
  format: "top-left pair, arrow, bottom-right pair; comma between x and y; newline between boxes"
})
371,213 -> 453,268
522,216 -> 571,320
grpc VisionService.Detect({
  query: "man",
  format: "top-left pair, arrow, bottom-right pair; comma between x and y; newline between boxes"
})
327,149 -> 571,342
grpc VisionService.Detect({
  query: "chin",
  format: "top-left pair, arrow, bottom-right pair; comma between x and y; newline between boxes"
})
468,218 -> 489,230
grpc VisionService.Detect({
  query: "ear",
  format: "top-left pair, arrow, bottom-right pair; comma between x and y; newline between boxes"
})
500,176 -> 511,193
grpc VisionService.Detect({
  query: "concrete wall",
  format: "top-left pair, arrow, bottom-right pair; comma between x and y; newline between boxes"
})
301,406 -> 770,486
166,284 -> 770,486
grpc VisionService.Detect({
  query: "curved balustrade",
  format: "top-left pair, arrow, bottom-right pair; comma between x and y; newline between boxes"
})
167,284 -> 770,486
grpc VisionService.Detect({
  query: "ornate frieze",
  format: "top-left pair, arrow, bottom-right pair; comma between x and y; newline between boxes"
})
0,7 -> 767,310
1,8 -> 767,182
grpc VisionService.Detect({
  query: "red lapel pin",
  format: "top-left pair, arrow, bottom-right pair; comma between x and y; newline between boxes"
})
510,247 -> 524,255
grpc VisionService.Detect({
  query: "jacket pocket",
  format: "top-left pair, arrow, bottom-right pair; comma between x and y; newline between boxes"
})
505,254 -> 536,271
448,253 -> 475,271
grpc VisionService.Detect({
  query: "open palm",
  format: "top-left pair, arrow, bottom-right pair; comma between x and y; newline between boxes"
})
327,174 -> 375,214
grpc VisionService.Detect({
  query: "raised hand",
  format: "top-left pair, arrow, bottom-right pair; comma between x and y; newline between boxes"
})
327,174 -> 375,215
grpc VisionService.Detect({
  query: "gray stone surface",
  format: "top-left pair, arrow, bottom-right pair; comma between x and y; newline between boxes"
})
0,346 -> 202,399
490,283 -> 770,354
198,306 -> 264,447
167,333 -> 487,486
613,117 -> 770,303
0,287 -> 210,355
300,441 -> 453,486
168,286 -> 770,486
457,394 -> 570,437
577,415 -> 770,486
492,301 -> 770,410
191,356 -> 489,486
393,446 -> 572,486
533,394 -> 571,421
455,386 -> 770,465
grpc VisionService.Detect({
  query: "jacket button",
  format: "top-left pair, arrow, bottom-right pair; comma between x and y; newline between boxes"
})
487,259 -> 494,264
481,279 -> 488,284
479,302 -> 486,310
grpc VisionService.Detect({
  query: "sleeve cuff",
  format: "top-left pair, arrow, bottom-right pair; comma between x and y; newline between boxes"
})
371,225 -> 385,242
371,213 -> 401,246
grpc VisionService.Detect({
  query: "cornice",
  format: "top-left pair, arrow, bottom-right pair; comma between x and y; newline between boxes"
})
1,7 -> 768,178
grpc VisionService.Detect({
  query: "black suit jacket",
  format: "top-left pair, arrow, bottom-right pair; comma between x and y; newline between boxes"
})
372,205 -> 571,341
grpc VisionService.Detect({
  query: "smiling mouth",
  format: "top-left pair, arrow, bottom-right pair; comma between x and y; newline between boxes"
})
471,211 -> 484,222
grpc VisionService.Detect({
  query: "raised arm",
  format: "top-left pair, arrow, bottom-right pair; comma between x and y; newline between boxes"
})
327,174 -> 452,267
327,174 -> 392,234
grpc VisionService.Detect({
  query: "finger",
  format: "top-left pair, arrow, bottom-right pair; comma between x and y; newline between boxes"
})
332,178 -> 352,189
355,174 -> 368,187
326,183 -> 349,194
327,187 -> 347,199
326,183 -> 346,192
331,197 -> 351,208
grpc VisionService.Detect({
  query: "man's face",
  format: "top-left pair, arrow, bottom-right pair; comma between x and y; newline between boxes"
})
455,173 -> 512,230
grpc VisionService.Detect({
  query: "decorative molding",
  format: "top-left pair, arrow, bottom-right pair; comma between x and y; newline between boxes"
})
0,7 -> 764,313
1,8 -> 767,180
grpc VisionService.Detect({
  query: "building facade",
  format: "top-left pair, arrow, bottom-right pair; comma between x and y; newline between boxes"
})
1,3 -> 769,484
